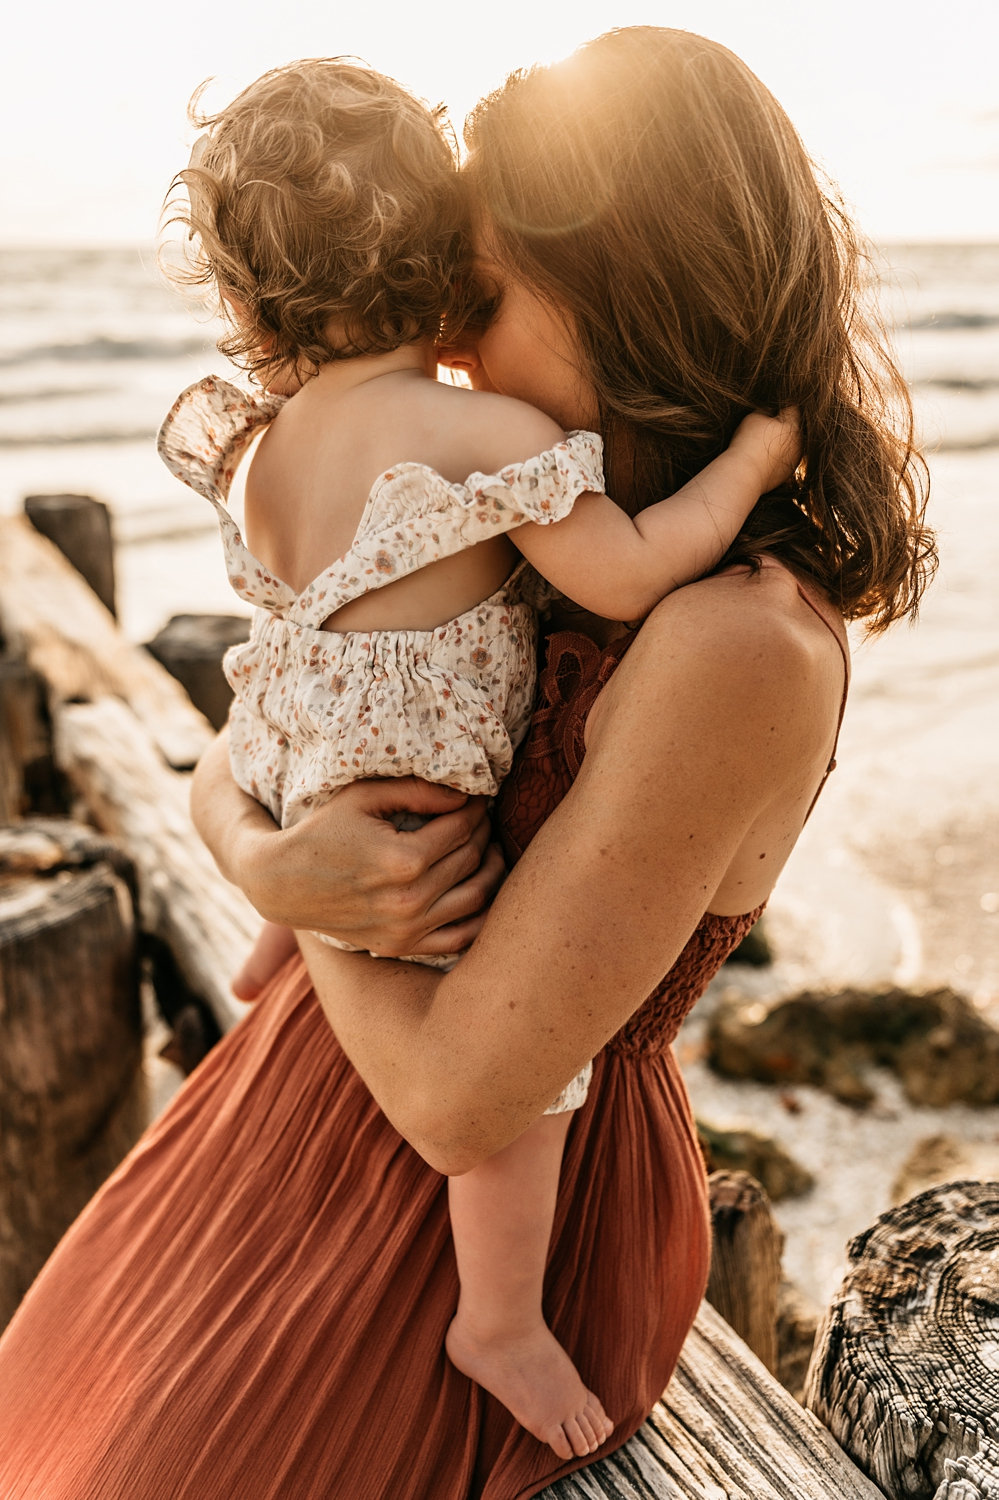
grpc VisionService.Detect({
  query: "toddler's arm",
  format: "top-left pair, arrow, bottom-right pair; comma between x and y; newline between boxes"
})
513,409 -> 800,621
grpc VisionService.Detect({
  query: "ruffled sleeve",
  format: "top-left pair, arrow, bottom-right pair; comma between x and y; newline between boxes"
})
157,375 -> 296,615
463,430 -> 604,526
157,376 -> 286,504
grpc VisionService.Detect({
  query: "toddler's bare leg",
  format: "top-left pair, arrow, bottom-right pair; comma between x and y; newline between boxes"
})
231,921 -> 299,1000
445,1112 -> 614,1461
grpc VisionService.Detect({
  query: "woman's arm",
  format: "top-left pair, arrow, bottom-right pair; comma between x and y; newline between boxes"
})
298,568 -> 844,1173
191,728 -> 505,955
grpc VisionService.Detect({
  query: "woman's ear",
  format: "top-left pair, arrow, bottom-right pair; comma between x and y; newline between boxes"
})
436,341 -> 481,388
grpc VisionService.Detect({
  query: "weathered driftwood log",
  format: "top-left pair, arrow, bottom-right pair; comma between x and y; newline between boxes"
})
929,1437 -> 999,1500
0,818 -> 135,886
708,983 -> 999,1108
23,493 -> 117,618
541,1300 -> 881,1498
53,696 -> 257,1033
805,1180 -> 999,1499
0,821 -> 145,1328
705,1169 -> 782,1373
146,612 -> 250,730
0,514 -> 213,770
0,511 -> 252,1034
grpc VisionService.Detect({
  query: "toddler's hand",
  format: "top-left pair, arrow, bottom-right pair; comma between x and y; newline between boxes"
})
730,407 -> 801,495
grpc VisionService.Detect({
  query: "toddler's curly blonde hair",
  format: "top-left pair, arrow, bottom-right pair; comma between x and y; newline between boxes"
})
164,58 -> 467,378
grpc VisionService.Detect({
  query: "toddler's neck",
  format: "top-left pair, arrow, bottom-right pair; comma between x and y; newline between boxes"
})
263,341 -> 436,399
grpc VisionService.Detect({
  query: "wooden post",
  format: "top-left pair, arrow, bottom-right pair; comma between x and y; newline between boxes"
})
0,654 -> 65,824
0,821 -> 145,1328
146,613 -> 251,731
706,1169 -> 783,1374
805,1180 -> 999,1498
23,494 -> 117,618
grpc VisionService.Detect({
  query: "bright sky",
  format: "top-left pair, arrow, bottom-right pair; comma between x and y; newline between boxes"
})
5,0 -> 998,245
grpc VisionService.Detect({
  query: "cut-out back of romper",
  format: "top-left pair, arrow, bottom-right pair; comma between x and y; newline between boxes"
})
157,375 -> 606,828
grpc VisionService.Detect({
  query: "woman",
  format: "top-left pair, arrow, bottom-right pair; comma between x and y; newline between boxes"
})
0,27 -> 932,1500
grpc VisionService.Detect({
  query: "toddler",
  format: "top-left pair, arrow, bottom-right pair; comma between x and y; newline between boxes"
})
159,58 -> 798,1462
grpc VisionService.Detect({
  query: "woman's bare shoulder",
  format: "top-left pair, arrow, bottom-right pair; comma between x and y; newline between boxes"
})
587,564 -> 846,759
636,564 -> 843,679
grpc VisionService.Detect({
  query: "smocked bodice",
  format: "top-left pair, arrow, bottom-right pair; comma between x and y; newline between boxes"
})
497,629 -> 764,1055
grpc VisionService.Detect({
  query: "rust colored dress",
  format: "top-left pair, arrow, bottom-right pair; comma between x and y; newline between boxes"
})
0,629 -> 772,1500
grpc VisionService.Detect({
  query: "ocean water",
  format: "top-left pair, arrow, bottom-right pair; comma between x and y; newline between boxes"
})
1,242 -> 997,643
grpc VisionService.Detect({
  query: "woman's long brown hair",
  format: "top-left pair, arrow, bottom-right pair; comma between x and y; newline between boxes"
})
463,27 -> 935,629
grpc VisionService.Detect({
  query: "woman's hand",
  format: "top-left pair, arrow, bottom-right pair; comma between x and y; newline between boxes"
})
190,730 -> 506,956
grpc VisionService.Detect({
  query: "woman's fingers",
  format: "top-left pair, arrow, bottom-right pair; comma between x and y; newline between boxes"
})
410,915 -> 485,956
352,776 -> 469,821
243,778 -> 498,954
380,788 -> 493,871
336,836 -> 504,959
348,834 -> 504,958
419,810 -> 493,888
414,844 -> 507,954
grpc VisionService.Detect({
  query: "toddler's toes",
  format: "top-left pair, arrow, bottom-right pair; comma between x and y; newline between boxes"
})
584,1394 -> 614,1445
231,923 -> 298,1001
561,1416 -> 595,1458
574,1408 -> 601,1453
542,1423 -> 573,1462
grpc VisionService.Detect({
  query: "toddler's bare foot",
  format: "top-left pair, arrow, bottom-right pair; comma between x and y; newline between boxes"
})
446,1312 -> 614,1461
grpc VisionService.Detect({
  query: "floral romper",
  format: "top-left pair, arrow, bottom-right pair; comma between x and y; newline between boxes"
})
159,375 -> 606,1112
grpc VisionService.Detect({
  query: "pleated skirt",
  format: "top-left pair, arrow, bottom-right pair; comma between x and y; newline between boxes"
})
0,956 -> 710,1499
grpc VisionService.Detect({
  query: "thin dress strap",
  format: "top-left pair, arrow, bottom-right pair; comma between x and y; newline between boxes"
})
793,579 -> 851,822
